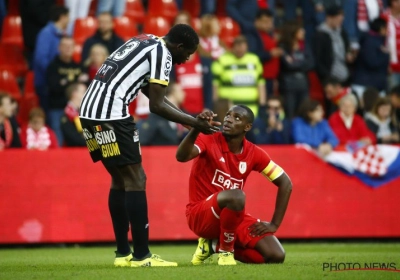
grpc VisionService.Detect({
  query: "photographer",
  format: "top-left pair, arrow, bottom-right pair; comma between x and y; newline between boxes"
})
247,96 -> 291,144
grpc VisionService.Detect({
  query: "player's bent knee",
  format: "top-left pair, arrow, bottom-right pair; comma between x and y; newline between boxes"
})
227,189 -> 246,210
264,249 -> 285,264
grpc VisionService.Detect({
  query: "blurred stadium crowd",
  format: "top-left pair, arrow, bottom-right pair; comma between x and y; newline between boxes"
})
0,0 -> 400,157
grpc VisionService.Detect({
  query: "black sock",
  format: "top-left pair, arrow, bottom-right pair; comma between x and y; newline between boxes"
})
108,189 -> 131,255
125,191 -> 150,259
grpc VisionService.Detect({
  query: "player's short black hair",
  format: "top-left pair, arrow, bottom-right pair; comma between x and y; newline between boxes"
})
390,85 -> 400,96
236,105 -> 255,124
256,9 -> 273,19
370,18 -> 387,33
49,5 -> 69,22
166,24 -> 199,49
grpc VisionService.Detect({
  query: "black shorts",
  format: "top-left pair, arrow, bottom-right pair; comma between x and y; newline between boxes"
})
79,116 -> 141,167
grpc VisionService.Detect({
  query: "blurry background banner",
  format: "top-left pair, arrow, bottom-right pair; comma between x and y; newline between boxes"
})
0,146 -> 399,244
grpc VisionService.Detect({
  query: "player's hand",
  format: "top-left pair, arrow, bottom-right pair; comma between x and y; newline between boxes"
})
197,110 -> 215,121
248,221 -> 278,237
193,118 -> 220,134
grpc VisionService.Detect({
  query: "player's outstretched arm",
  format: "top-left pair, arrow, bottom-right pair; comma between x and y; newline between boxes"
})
147,83 -> 219,134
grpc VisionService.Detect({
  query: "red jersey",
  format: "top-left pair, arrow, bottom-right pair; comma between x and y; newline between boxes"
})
175,53 -> 204,115
188,133 -> 284,205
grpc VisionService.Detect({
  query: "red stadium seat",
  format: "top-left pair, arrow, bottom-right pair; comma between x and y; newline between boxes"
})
73,17 -> 98,45
0,70 -> 22,102
218,17 -> 241,48
143,17 -> 171,37
17,71 -> 39,125
148,0 -> 179,24
124,0 -> 146,24
73,44 -> 83,63
308,71 -> 325,104
88,0 -> 98,16
113,16 -> 138,42
0,44 -> 28,77
24,71 -> 35,97
7,0 -> 20,15
183,0 -> 200,18
1,16 -> 23,48
215,0 -> 228,17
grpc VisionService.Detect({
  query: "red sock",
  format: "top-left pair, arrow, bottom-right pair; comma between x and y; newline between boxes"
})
234,247 -> 265,264
219,208 -> 244,252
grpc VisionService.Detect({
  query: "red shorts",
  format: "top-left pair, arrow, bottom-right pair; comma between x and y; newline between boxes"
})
186,193 -> 272,249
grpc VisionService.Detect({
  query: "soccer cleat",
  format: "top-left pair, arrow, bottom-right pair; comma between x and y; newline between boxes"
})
191,237 -> 213,265
130,254 -> 178,267
218,252 -> 237,266
114,253 -> 133,267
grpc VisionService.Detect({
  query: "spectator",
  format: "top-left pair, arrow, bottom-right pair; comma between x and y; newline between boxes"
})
65,0 -> 91,36
343,0 -> 386,50
139,83 -> 185,146
246,9 -> 283,98
20,0 -> 55,67
226,0 -> 259,33
61,83 -> 87,147
81,12 -> 125,63
352,18 -> 389,93
175,52 -> 204,116
365,97 -> 400,143
247,96 -> 292,144
0,93 -> 22,150
33,5 -> 69,113
198,14 -> 226,110
385,0 -> 400,88
283,0 -> 328,44
329,94 -> 376,147
362,87 -> 381,114
212,35 -> 266,116
389,85 -> 400,127
47,36 -> 88,146
323,77 -> 361,116
173,10 -> 192,26
97,0 -> 126,17
20,108 -> 58,150
292,98 -> 338,157
314,5 -> 354,84
279,21 -> 313,119
84,44 -> 109,82
198,14 -> 226,60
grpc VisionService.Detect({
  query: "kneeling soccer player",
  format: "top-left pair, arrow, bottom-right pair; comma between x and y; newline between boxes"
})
176,105 -> 293,265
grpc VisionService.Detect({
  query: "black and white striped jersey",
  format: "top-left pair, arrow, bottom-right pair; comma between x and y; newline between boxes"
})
79,34 -> 172,120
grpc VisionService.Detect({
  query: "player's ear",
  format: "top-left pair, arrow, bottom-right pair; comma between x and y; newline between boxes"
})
176,43 -> 184,50
244,123 -> 252,132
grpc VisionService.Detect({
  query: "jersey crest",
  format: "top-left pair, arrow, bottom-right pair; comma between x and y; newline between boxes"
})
239,162 -> 247,174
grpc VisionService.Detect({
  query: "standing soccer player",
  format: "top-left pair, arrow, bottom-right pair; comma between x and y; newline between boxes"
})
79,24 -> 219,267
176,105 -> 292,265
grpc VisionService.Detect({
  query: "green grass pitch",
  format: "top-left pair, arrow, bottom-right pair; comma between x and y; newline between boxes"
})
1,243 -> 400,280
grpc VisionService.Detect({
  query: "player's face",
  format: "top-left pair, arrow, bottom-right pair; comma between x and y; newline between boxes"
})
173,44 -> 198,65
222,106 -> 252,136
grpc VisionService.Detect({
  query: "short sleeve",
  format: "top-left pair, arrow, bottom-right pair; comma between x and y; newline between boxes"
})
149,44 -> 171,86
253,146 -> 284,181
194,133 -> 210,154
